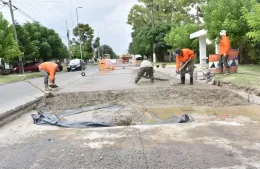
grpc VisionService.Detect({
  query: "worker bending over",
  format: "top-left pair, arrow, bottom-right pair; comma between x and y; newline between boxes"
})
39,62 -> 58,91
175,48 -> 195,85
135,56 -> 154,83
218,30 -> 230,75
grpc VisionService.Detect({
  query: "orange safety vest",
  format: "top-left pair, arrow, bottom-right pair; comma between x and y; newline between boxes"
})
219,36 -> 230,56
39,62 -> 58,82
176,48 -> 195,71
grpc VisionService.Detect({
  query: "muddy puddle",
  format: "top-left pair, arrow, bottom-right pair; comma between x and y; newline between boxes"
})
35,87 -> 260,127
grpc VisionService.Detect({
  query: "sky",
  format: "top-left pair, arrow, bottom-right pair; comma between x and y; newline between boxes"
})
0,0 -> 138,55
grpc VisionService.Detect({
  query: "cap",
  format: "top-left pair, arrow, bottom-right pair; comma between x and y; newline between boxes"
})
220,30 -> 226,36
175,48 -> 181,55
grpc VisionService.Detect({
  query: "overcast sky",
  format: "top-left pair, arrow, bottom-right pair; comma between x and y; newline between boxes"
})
0,0 -> 138,55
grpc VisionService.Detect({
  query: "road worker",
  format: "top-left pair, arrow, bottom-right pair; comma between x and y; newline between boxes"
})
218,30 -> 231,75
39,62 -> 59,91
175,48 -> 195,85
135,56 -> 154,83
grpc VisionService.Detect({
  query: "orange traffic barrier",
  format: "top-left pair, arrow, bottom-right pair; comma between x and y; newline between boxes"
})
209,49 -> 239,74
98,59 -> 116,71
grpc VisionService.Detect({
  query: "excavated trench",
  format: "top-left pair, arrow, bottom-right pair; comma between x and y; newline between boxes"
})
34,86 -> 252,128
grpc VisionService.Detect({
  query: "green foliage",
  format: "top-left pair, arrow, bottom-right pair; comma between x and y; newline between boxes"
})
202,0 -> 259,63
243,4 -> 260,43
73,24 -> 94,60
15,22 -> 68,61
93,37 -> 100,49
130,23 -> 171,60
0,13 -> 22,62
164,23 -> 200,51
96,45 -> 117,59
127,0 -> 204,29
202,0 -> 255,46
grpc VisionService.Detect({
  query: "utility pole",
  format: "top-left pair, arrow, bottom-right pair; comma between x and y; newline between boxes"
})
66,20 -> 71,60
151,0 -> 156,63
9,0 -> 24,74
76,7 -> 83,66
98,31 -> 100,59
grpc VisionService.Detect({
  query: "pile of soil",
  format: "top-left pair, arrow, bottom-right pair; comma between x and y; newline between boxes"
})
37,86 -> 250,113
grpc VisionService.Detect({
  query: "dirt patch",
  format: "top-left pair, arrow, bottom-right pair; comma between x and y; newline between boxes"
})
34,86 -> 252,126
37,86 -> 249,112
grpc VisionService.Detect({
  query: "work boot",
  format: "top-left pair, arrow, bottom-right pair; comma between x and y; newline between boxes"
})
189,77 -> 193,85
179,76 -> 185,85
45,84 -> 52,91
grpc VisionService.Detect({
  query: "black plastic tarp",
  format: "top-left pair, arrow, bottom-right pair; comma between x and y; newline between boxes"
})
31,109 -> 111,128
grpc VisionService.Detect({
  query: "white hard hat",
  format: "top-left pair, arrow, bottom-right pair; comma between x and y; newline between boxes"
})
220,30 -> 226,36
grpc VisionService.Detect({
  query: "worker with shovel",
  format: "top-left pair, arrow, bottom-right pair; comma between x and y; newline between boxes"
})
175,48 -> 195,85
39,62 -> 59,91
135,56 -> 154,83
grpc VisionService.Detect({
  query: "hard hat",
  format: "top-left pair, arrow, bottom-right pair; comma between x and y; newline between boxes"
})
220,30 -> 226,36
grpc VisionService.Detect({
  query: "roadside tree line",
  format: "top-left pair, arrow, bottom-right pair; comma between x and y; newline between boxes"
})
0,13 -> 117,65
128,0 -> 260,64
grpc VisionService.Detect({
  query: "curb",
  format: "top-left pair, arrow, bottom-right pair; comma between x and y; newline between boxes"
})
0,96 -> 43,127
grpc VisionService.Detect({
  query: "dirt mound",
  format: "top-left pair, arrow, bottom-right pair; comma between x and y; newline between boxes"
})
37,86 -> 249,113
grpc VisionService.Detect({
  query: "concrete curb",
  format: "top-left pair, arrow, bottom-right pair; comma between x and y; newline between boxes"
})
0,96 -> 43,127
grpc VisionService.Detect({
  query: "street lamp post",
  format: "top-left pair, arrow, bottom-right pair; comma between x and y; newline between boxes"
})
76,7 -> 83,69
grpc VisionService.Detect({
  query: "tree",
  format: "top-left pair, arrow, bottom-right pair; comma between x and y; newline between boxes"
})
73,24 -> 94,60
16,22 -> 68,61
164,23 -> 200,51
127,0 -> 204,29
93,37 -> 100,49
96,45 -> 117,59
243,3 -> 260,63
130,23 -> 171,61
0,14 -> 22,62
202,0 -> 257,63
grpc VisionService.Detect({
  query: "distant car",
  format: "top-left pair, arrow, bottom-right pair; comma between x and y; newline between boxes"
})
67,59 -> 85,72
50,60 -> 63,72
13,62 -> 40,73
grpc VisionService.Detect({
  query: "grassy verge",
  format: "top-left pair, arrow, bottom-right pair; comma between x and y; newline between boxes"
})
0,72 -> 42,85
215,65 -> 260,89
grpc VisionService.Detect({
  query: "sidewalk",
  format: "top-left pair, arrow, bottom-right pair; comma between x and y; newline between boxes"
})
0,81 -> 45,121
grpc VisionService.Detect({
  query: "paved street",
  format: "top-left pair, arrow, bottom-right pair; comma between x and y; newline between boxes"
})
1,66 -> 260,169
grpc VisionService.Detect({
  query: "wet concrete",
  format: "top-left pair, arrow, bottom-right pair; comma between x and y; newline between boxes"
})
1,66 -> 260,168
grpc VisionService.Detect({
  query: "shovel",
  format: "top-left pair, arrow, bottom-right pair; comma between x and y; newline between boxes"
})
170,60 -> 191,85
49,84 -> 59,88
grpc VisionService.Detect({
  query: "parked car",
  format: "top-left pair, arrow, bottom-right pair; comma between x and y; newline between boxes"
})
13,62 -> 40,73
67,59 -> 85,72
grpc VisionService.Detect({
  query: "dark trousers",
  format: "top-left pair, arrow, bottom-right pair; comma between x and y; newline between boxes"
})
218,55 -> 230,72
135,67 -> 154,83
40,70 -> 55,85
180,59 -> 194,78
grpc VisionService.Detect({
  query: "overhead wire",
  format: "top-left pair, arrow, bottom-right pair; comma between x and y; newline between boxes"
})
1,0 -> 67,40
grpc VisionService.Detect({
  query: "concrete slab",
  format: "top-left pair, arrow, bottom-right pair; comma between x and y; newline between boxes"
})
1,112 -> 260,168
0,81 -> 44,118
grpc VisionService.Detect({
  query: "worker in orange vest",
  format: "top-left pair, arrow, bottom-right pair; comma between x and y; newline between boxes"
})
39,62 -> 59,91
175,48 -> 195,85
218,30 -> 230,75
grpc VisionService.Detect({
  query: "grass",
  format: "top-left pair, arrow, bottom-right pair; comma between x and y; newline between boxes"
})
215,65 -> 260,89
0,72 -> 42,85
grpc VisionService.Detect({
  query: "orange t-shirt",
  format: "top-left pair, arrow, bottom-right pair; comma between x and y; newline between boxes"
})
176,49 -> 195,71
39,62 -> 58,82
219,36 -> 230,56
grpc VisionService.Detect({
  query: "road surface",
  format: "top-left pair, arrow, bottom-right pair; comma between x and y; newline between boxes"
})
0,66 -> 260,169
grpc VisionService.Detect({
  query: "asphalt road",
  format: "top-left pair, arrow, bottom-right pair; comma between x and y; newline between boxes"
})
1,66 -> 260,169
